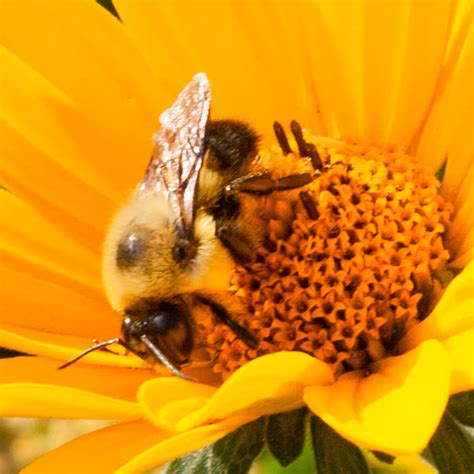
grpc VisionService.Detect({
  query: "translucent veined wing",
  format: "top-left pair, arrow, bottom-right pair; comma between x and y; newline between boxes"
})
141,73 -> 211,239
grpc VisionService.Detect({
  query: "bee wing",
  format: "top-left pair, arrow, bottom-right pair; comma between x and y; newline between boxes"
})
141,73 -> 211,238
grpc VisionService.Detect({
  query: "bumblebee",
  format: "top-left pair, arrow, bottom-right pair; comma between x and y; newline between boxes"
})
60,74 -> 313,380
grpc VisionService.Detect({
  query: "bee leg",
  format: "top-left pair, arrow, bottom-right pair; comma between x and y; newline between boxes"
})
216,221 -> 256,264
140,335 -> 195,382
195,294 -> 258,350
58,338 -> 125,370
225,171 -> 313,195
299,191 -> 320,220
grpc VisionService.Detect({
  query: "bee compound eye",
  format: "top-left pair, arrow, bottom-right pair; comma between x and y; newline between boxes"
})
116,230 -> 151,270
172,239 -> 196,264
172,242 -> 188,263
150,314 -> 177,334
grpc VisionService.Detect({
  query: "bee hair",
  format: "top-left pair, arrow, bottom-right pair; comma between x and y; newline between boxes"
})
205,119 -> 260,171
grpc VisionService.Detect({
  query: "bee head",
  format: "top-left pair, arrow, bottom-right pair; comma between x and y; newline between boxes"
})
102,189 -> 234,312
102,190 -> 193,309
122,299 -> 194,366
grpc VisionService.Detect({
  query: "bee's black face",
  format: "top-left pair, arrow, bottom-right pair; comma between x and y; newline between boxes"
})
122,300 -> 193,368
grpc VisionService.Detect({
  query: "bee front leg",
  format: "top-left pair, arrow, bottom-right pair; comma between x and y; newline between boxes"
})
216,219 -> 257,265
225,171 -> 313,196
195,294 -> 258,350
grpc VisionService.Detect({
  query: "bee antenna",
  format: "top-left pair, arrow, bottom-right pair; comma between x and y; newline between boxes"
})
58,338 -> 123,370
140,334 -> 195,382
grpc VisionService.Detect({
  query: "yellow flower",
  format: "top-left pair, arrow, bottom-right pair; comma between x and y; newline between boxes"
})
1,0 -> 472,472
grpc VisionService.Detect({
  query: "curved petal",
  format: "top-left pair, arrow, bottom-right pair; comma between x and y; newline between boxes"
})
138,378 -> 217,431
0,383 -> 142,420
22,420 -> 169,474
0,325 -> 147,369
400,260 -> 474,351
117,416 -> 254,474
443,328 -> 474,393
139,352 -> 334,431
304,340 -> 450,455
0,356 -> 155,402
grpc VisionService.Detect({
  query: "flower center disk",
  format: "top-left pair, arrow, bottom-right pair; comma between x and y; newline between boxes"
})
197,132 -> 453,380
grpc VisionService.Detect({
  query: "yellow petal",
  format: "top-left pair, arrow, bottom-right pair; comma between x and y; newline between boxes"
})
22,420 -> 169,474
447,176 -> 474,261
117,416 -> 253,474
0,0 -> 160,156
0,192 -> 101,292
0,45 -> 118,204
449,226 -> 474,272
0,267 -> 118,339
114,0 -> 322,141
450,246 -> 473,269
1,383 -> 142,420
297,0 -> 365,139
380,0 -> 453,147
0,325 -> 146,369
299,0 -> 453,145
416,2 -> 473,190
304,340 -> 450,455
0,356 -> 155,402
138,378 -> 216,430
140,352 -> 334,432
0,40 -> 153,253
452,160 -> 474,217
444,328 -> 474,393
230,1 -> 326,135
1,121 -> 107,252
400,260 -> 474,351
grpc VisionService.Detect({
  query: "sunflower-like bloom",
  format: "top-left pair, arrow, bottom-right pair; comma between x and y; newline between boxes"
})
1,0 -> 472,472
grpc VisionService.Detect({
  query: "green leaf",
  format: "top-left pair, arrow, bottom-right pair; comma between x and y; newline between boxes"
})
166,447 -> 213,474
0,347 -> 29,359
371,451 -> 396,464
165,418 -> 265,474
428,410 -> 474,474
366,451 -> 437,474
259,434 -> 317,474
436,160 -> 447,182
266,408 -> 307,466
310,415 -> 369,474
448,391 -> 474,427
96,0 -> 120,19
